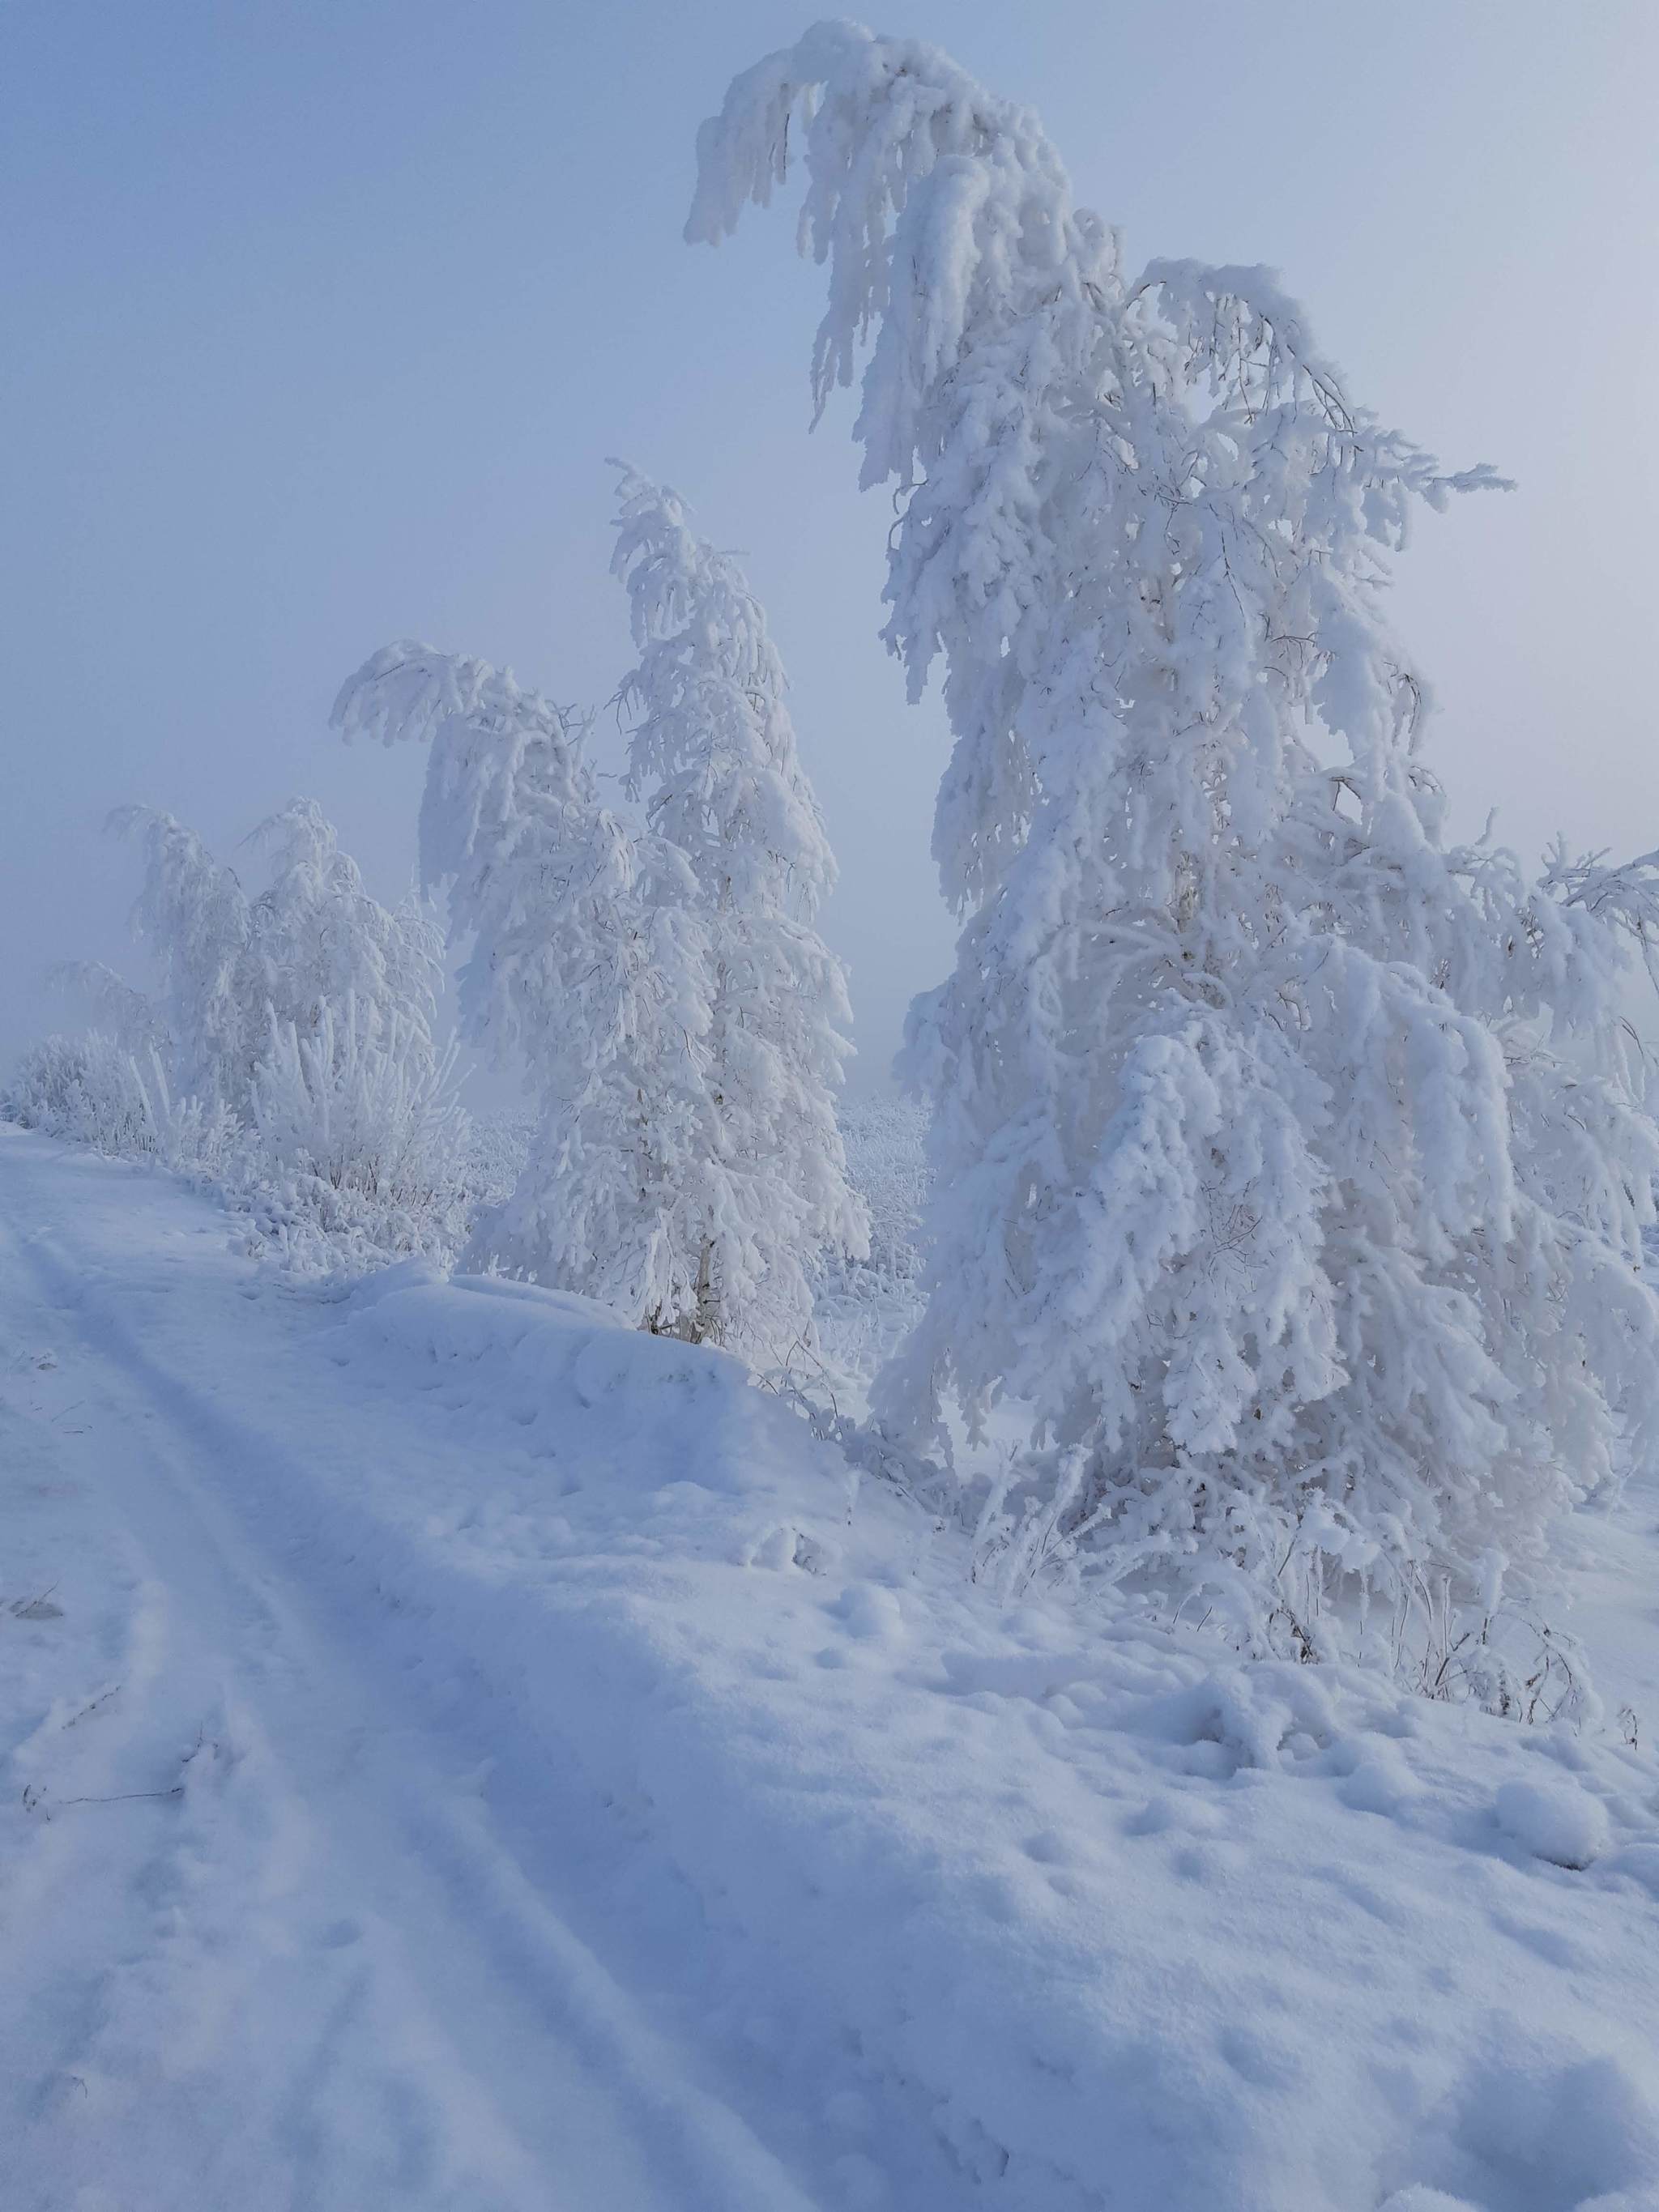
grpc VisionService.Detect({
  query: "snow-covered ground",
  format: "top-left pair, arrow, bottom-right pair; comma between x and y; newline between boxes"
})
6,1125 -> 1659,2212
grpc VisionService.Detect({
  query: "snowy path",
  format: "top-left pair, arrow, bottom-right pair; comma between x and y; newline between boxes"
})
10,1131 -> 1659,2212
0,1136 -> 818,2212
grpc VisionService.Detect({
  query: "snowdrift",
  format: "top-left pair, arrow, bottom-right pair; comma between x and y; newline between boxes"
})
319,1265 -> 1659,2212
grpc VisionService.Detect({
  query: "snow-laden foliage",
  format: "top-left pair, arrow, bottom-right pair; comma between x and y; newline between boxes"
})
1541,840 -> 1659,1002
458,1110 -> 539,1215
4,1030 -> 237,1174
15,802 -> 464,1275
107,799 -> 444,1125
690,23 -> 1659,1653
109,806 -> 253,1113
460,1093 -> 923,1383
245,995 -> 470,1273
6,1032 -> 164,1157
837,1095 -> 928,1289
251,996 -> 467,1213
335,479 -> 867,1362
334,641 -> 739,1336
612,464 -> 868,1344
244,799 -> 444,1066
49,961 -> 167,1058
811,1094 -> 928,1381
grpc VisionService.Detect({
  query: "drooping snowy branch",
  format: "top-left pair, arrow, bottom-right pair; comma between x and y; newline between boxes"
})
50,959 -> 167,1057
1540,841 -> 1659,994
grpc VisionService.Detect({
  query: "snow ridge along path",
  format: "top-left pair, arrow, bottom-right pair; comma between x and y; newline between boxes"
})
6,1128 -> 1659,2212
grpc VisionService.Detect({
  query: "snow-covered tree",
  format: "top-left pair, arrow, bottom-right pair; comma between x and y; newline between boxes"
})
107,799 -> 442,1123
245,798 -> 444,1063
49,960 -> 168,1059
109,805 -> 252,1112
334,641 -> 740,1337
689,23 -> 1659,1652
612,464 -> 867,1345
15,799 -> 465,1270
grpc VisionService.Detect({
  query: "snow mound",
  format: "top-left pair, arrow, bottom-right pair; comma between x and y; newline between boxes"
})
1494,1775 -> 1611,1868
316,1267 -> 1659,2212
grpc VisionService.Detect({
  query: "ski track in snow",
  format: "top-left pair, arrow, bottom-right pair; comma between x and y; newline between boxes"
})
0,1138 -> 820,2212
7,1127 -> 1659,2212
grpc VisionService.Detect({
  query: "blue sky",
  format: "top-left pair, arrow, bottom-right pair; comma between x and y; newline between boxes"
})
5,1 -> 1656,1092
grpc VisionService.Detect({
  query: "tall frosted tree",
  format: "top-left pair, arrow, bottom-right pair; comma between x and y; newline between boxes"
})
690,23 -> 1659,1652
612,464 -> 867,1347
335,642 -> 722,1331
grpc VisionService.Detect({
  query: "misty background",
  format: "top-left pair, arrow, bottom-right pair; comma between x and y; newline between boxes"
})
5,0 -> 1656,1099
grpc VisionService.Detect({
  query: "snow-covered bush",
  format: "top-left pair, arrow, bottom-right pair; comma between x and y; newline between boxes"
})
690,23 -> 1659,1658
3,1032 -> 234,1173
11,801 -> 467,1277
229,1002 -> 468,1279
243,799 -> 444,1068
250,995 -> 467,1221
458,1110 -> 536,1215
5,1032 -> 160,1156
108,799 -> 445,1127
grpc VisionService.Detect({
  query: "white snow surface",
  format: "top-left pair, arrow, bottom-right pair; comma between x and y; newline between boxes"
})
6,1127 -> 1659,2212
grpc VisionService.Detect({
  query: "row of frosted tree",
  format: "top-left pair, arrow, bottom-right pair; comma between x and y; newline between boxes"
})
15,469 -> 868,1323
333,465 -> 870,1354
18,22 -> 1659,1688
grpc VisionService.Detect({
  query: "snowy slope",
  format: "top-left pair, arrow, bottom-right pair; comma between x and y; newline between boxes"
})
5,1127 -> 1659,2212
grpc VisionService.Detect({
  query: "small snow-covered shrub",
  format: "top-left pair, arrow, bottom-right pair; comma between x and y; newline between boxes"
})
130,1046 -> 240,1174
109,799 -> 445,1127
245,998 -> 470,1265
4,1033 -> 233,1171
12,799 -> 471,1280
5,1032 -> 155,1153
